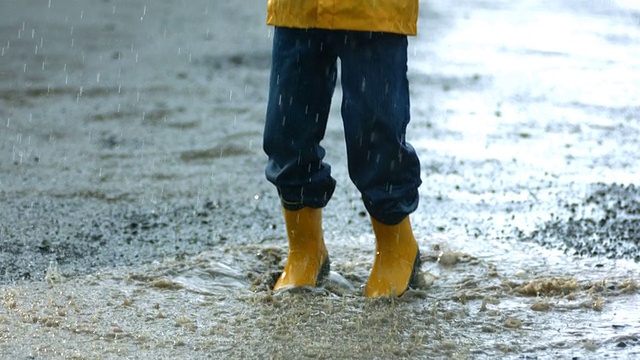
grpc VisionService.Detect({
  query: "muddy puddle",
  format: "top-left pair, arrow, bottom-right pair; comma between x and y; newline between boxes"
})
1,237 -> 638,359
1,0 -> 640,358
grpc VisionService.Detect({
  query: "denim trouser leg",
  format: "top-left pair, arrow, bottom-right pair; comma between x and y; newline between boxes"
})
264,28 -> 421,223
263,28 -> 338,210
340,32 -> 421,225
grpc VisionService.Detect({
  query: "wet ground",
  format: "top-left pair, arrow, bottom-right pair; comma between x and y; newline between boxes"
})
1,0 -> 639,358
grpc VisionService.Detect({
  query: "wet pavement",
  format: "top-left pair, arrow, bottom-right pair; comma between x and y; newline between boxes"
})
1,0 -> 639,359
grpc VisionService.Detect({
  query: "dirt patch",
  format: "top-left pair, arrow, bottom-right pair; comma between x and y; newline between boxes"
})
521,183 -> 640,261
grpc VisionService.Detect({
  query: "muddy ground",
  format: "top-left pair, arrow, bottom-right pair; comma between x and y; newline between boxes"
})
1,0 -> 639,359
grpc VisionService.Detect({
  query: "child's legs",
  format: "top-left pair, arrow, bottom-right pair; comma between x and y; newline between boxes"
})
264,27 -> 339,210
339,32 -> 422,225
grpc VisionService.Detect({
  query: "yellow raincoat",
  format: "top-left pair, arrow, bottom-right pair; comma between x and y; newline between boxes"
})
267,0 -> 419,36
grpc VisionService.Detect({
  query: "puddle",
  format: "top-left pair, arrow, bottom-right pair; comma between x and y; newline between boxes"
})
1,241 -> 638,359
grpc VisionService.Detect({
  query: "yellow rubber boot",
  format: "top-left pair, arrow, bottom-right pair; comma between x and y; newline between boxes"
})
273,207 -> 330,292
365,216 -> 421,298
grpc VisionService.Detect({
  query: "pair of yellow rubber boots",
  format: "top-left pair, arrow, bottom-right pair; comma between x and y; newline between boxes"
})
273,207 -> 420,298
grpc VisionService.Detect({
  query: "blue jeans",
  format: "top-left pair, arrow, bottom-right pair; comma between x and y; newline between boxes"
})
263,27 -> 421,225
